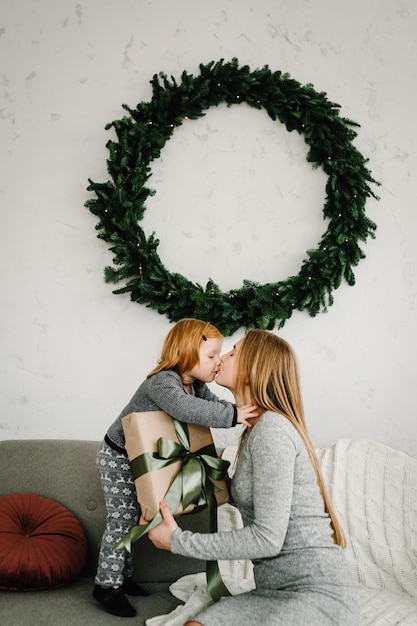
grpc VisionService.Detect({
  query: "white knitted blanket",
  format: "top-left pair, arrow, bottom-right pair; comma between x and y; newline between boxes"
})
316,438 -> 417,625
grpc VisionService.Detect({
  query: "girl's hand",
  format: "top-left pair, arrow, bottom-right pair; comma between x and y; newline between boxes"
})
237,404 -> 261,428
148,501 -> 178,551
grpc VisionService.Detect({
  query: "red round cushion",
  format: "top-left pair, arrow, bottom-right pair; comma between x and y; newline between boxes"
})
0,493 -> 87,591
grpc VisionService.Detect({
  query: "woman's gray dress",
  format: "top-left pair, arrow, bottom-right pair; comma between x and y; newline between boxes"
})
171,412 -> 359,625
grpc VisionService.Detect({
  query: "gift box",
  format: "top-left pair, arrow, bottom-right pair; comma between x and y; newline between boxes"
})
122,411 -> 230,522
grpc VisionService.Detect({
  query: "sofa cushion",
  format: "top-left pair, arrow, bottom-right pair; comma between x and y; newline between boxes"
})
0,493 -> 87,591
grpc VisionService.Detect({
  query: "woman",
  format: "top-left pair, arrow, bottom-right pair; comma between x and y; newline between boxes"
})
148,329 -> 359,625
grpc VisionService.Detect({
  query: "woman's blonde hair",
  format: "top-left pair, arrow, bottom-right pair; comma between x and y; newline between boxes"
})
147,318 -> 223,379
235,329 -> 346,549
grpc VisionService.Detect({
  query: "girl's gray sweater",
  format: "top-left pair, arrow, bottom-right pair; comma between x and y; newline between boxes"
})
105,370 -> 237,452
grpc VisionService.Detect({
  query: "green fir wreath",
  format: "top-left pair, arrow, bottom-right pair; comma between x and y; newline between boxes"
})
86,58 -> 380,336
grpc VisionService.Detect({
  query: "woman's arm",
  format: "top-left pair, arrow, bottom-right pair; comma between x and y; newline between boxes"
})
149,416 -> 297,561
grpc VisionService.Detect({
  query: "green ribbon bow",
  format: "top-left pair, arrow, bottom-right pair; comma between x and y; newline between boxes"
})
115,419 -> 231,602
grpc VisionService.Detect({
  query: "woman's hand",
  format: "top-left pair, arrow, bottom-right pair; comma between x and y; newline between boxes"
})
148,501 -> 178,551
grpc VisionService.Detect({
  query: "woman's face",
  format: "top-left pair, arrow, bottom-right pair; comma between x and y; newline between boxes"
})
215,338 -> 244,392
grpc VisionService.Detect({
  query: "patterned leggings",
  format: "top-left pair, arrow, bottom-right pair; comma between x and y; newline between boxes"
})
94,440 -> 140,588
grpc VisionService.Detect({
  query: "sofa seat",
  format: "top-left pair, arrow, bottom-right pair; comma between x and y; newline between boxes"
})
0,577 -> 182,626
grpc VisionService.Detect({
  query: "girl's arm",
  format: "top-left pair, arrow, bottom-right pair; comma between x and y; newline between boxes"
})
195,380 -> 261,428
148,371 -> 236,428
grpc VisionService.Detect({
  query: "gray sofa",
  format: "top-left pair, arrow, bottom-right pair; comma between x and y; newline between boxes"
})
3,438 -> 416,626
0,439 -> 211,626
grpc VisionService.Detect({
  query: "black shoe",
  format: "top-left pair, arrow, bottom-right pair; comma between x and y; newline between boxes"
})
93,584 -> 136,618
122,577 -> 149,596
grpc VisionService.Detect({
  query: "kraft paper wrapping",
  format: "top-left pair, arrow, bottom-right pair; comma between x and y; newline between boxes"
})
122,411 -> 229,521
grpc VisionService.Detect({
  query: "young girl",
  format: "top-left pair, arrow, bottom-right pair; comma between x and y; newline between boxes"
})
149,329 -> 359,626
93,319 -> 257,618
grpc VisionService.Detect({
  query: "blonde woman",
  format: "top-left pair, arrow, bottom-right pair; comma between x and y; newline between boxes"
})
149,329 -> 359,625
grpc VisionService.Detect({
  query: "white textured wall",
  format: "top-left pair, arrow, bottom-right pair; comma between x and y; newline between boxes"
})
1,0 -> 416,457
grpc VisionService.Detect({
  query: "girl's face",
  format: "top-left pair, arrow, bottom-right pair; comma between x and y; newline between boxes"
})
184,337 -> 222,383
215,338 -> 243,392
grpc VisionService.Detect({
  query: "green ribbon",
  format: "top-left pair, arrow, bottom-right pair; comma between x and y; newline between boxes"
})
115,419 -> 231,602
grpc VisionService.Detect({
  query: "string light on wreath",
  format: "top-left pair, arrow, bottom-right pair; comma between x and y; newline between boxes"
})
85,58 -> 380,337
